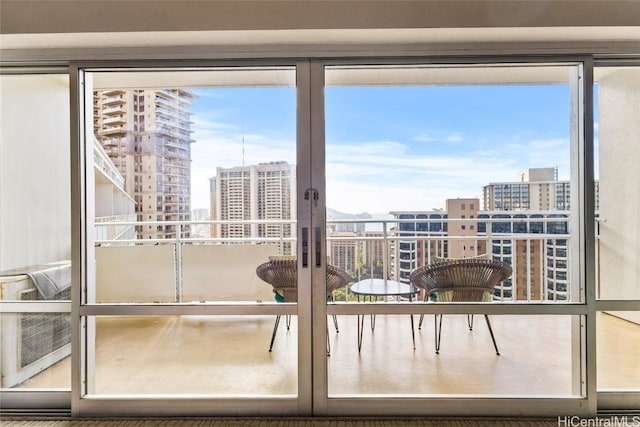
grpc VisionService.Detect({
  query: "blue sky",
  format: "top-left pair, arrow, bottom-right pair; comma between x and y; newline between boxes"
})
190,84 -> 572,213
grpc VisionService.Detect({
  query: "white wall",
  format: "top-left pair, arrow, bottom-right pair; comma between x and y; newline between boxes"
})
0,75 -> 71,271
598,69 -> 640,323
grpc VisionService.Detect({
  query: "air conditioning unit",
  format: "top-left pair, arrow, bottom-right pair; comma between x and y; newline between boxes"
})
1,267 -> 71,388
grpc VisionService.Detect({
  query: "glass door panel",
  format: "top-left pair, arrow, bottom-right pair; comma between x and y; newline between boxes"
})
594,64 -> 640,402
324,63 -> 583,399
82,67 -> 301,400
0,74 -> 72,400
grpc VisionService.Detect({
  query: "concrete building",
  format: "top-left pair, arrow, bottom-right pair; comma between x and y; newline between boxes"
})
210,162 -> 295,254
94,88 -> 195,239
445,198 -> 482,259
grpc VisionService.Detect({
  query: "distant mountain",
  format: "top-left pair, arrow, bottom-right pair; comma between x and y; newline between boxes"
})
326,208 -> 394,233
326,207 -> 373,220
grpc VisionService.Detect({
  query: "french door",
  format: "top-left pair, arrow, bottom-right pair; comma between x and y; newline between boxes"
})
3,57 -> 637,417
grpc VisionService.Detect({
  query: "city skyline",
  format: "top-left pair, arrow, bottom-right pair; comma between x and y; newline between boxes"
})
189,84 -> 587,213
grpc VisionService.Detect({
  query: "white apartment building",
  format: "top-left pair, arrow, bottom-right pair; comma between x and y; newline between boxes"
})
93,88 -> 195,239
210,162 -> 295,254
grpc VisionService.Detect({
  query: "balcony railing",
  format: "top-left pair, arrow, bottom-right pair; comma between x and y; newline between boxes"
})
94,216 -> 574,304
93,139 -> 125,189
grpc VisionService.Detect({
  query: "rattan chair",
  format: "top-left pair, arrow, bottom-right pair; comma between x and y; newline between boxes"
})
409,258 -> 512,355
256,258 -> 351,354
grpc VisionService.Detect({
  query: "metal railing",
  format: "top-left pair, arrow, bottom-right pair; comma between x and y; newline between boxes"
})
95,215 -> 575,303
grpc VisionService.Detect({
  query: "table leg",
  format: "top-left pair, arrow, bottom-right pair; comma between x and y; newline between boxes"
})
357,313 -> 365,352
370,295 -> 376,331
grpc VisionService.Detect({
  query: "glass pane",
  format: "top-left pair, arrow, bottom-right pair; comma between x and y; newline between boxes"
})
88,68 -> 296,303
594,66 -> 640,301
328,315 -> 577,396
325,64 -> 579,303
0,74 -> 72,301
0,74 -> 71,392
0,313 -> 71,389
597,311 -> 640,391
88,315 -> 297,395
325,64 -> 582,398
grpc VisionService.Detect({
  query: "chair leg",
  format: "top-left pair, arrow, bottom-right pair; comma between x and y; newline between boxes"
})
326,318 -> 331,356
269,315 -> 281,352
484,314 -> 500,355
467,314 -> 474,330
418,295 -> 429,330
285,315 -> 291,330
434,314 -> 443,354
410,314 -> 416,350
332,314 -> 339,333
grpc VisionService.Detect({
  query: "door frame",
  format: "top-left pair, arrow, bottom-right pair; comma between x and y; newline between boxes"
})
71,60 -> 315,416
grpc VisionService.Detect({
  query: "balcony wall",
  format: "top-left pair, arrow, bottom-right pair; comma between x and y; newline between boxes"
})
95,243 -> 279,303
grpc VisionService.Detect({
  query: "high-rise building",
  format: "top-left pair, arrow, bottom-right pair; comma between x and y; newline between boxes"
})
482,167 -> 600,211
478,210 -> 568,301
362,231 -> 385,279
209,161 -> 295,254
483,167 -> 560,211
391,203 -> 570,302
328,232 -> 357,275
93,88 -> 195,239
388,210 -> 449,285
445,198 -> 484,258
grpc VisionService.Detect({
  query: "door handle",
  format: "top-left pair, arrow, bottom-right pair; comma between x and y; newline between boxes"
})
315,227 -> 322,267
302,227 -> 309,268
304,188 -> 319,207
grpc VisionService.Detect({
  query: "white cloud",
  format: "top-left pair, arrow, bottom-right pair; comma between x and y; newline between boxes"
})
413,133 -> 463,143
191,109 -> 571,214
189,113 -> 295,209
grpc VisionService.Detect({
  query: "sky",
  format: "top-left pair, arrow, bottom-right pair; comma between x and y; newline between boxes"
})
190,83 -> 575,214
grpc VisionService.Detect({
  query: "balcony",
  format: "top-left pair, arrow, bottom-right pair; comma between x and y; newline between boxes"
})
100,125 -> 126,136
102,116 -> 127,126
102,96 -> 125,106
3,218 -> 638,397
102,107 -> 126,117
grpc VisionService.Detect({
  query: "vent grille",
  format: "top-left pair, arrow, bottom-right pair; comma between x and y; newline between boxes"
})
19,288 -> 71,368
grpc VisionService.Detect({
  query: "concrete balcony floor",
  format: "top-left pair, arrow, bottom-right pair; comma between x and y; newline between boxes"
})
18,312 -> 640,395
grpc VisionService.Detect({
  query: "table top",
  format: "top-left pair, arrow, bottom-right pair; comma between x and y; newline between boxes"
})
350,278 -> 418,297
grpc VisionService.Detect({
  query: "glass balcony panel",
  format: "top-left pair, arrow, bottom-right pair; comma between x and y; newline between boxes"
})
597,311 -> 640,391
88,315 -> 297,396
0,313 -> 71,390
